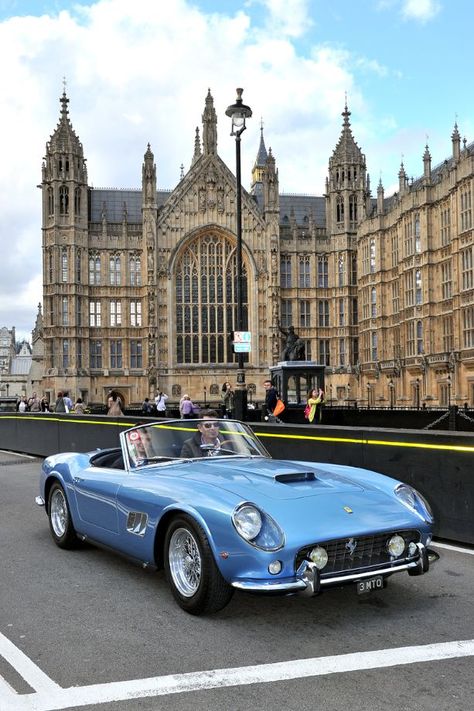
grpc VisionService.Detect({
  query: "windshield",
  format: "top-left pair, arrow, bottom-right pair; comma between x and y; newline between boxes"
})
122,418 -> 270,467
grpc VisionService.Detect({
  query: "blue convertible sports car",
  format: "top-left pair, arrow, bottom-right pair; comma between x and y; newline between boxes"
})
36,417 -> 439,615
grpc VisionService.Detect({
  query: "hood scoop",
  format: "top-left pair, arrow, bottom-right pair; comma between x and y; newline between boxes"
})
274,471 -> 316,484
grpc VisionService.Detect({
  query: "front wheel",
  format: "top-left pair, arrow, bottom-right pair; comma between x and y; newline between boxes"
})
164,515 -> 233,615
48,482 -> 78,549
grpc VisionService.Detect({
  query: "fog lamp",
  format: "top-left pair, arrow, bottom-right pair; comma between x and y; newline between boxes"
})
309,546 -> 328,570
387,534 -> 405,558
268,560 -> 282,575
408,542 -> 418,557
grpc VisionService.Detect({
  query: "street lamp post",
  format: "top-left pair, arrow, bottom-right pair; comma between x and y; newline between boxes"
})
447,375 -> 451,408
226,88 -> 252,421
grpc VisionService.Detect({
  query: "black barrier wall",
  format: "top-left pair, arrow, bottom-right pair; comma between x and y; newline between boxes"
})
0,413 -> 472,545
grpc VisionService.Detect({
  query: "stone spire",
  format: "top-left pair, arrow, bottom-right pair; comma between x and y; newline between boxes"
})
142,143 -> 157,208
192,126 -> 201,165
377,177 -> 384,215
43,88 -> 87,184
202,89 -> 217,155
423,143 -> 432,181
251,120 -> 269,192
452,121 -> 461,161
398,160 -> 407,194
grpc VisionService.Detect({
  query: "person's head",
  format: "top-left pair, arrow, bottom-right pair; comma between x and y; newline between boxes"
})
183,394 -> 190,401
263,380 -> 272,390
197,409 -> 220,443
222,381 -> 231,391
57,391 -> 63,398
309,388 -> 318,398
76,397 -> 83,404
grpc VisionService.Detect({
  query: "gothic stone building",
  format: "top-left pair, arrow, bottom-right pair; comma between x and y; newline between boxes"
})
35,90 -> 474,409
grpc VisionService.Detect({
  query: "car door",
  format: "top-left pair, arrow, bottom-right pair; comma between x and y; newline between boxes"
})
73,465 -> 127,538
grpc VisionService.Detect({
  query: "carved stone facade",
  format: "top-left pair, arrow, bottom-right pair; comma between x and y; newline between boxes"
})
33,91 -> 474,409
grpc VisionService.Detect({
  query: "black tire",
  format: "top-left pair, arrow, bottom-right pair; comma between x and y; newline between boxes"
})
164,514 -> 233,615
48,482 -> 79,549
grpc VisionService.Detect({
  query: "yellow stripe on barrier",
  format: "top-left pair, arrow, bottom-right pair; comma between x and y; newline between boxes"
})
254,430 -> 474,454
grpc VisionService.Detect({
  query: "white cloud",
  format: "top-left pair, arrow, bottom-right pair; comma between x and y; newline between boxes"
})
401,0 -> 441,22
257,0 -> 313,38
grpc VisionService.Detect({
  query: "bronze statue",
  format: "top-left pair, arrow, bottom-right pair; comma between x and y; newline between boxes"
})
278,324 -> 305,361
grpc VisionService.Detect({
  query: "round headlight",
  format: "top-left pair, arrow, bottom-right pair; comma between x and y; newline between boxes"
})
387,534 -> 405,558
309,546 -> 328,570
268,560 -> 282,575
233,505 -> 262,541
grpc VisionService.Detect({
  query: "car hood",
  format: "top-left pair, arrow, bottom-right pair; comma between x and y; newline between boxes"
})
180,457 -> 365,500
180,458 -> 421,540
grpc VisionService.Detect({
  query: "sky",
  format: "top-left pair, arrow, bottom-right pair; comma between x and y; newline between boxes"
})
1,0 -> 473,342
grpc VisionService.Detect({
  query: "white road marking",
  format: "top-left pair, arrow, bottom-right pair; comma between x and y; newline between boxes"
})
0,632 -> 61,695
432,541 -> 474,555
1,637 -> 474,711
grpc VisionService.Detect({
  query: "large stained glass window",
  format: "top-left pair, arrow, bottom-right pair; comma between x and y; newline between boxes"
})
175,233 -> 248,364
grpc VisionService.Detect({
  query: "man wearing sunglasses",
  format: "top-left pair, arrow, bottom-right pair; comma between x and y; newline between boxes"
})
180,410 -> 224,458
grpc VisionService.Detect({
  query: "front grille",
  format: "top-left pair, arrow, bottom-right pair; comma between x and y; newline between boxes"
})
295,529 -> 421,577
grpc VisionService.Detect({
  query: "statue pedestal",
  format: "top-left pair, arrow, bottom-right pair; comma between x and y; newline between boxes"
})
269,361 -> 325,409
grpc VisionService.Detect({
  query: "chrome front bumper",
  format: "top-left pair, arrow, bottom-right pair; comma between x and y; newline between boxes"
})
232,544 -> 439,595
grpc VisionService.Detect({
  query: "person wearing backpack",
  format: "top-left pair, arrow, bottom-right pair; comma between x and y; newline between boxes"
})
305,387 -> 325,424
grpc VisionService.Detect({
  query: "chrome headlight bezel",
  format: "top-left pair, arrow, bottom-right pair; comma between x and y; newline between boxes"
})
232,502 -> 285,551
394,483 -> 434,523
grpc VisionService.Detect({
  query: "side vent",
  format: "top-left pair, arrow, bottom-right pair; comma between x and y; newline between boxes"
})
274,471 -> 316,483
126,511 -> 148,536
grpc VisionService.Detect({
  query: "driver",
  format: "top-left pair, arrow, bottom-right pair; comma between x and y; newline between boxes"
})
180,410 -> 225,458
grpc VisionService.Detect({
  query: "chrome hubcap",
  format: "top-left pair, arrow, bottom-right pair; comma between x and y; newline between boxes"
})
50,489 -> 67,538
169,527 -> 202,597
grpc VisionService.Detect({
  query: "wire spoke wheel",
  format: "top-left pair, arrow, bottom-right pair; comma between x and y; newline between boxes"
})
50,487 -> 68,538
168,527 -> 202,597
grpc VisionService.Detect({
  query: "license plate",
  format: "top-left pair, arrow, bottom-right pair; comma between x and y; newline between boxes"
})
357,575 -> 384,594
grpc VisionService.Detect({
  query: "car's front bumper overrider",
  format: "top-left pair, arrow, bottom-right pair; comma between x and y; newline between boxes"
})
232,543 -> 439,595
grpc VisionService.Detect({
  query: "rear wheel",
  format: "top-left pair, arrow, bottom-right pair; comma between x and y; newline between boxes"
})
48,482 -> 78,549
164,514 -> 233,615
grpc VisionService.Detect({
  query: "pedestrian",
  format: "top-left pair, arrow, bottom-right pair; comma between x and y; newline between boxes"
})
180,394 -> 195,419
63,392 -> 73,412
155,391 -> 169,417
306,388 -> 325,424
40,397 -> 50,412
28,392 -> 41,412
17,395 -> 28,413
107,391 -> 124,416
263,379 -> 281,422
221,382 -> 234,418
73,397 -> 87,415
142,397 -> 154,415
54,391 -> 66,413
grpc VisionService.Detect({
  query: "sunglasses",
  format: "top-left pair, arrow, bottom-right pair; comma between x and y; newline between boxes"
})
202,421 -> 219,429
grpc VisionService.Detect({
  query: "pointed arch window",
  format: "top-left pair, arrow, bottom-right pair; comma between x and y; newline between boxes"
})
175,232 -> 248,365
349,194 -> 357,223
74,187 -> 81,215
75,249 -> 82,282
370,238 -> 376,273
336,196 -> 344,224
416,320 -> 423,355
59,186 -> 69,215
61,247 -> 68,282
89,252 -> 101,285
109,253 -> 121,286
371,287 -> 377,318
130,254 -> 142,286
48,188 -> 54,216
338,254 -> 345,286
